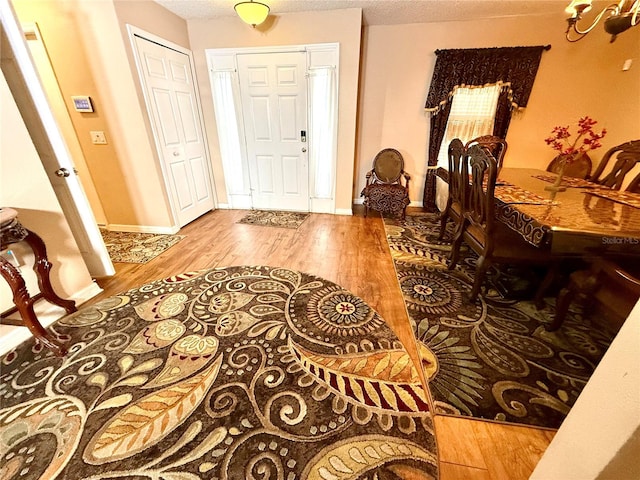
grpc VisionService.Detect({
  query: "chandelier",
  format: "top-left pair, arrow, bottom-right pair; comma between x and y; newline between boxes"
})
234,0 -> 270,28
565,0 -> 640,42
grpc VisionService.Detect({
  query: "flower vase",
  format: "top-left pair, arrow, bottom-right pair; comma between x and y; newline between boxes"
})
544,159 -> 568,193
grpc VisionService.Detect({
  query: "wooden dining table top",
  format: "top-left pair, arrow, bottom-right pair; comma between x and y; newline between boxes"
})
494,168 -> 640,256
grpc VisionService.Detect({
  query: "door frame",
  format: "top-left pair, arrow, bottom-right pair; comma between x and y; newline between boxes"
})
127,25 -> 217,226
206,43 -> 339,214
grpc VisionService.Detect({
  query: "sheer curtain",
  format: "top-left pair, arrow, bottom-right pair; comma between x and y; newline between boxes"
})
434,84 -> 501,210
435,84 -> 501,168
308,66 -> 336,199
210,70 -> 249,203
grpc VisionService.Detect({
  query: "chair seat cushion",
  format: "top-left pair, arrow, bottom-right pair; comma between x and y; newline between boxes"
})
361,183 -> 410,215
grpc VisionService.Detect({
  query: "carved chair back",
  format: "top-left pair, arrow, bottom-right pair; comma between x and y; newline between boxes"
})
546,153 -> 592,179
465,135 -> 508,173
372,148 -> 405,184
590,140 -> 640,190
448,138 -> 467,211
463,144 -> 498,252
627,171 -> 640,193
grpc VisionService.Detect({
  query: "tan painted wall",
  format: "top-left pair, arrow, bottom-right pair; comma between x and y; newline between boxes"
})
17,18 -> 107,225
0,69 -> 94,308
186,8 -> 363,212
69,0 -> 175,229
11,0 -> 136,226
11,0 -> 179,230
113,0 -> 190,49
357,12 -> 640,205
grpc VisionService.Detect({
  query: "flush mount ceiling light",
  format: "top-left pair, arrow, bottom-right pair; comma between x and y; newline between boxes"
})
234,0 -> 270,28
565,0 -> 639,42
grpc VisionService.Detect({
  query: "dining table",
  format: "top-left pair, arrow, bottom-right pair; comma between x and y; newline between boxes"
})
490,168 -> 640,257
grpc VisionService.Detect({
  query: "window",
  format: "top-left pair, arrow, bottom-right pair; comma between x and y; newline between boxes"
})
436,83 -> 502,168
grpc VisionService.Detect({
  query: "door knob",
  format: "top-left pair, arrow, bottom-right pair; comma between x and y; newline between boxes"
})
301,148 -> 307,153
173,151 -> 180,156
55,168 -> 70,178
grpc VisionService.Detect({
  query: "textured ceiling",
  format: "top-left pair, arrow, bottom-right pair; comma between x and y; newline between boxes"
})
152,0 -> 572,25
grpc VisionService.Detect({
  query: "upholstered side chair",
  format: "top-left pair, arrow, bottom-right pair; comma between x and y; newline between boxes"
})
361,148 -> 411,220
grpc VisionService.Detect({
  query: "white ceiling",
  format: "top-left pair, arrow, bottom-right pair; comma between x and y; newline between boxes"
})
152,0 -> 573,26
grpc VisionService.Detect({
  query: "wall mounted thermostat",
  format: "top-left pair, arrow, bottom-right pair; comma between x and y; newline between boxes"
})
72,96 -> 94,113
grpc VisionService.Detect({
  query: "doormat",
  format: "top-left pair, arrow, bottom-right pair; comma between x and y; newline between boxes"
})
237,210 -> 309,229
100,229 -> 184,264
0,266 -> 439,479
382,212 -> 615,429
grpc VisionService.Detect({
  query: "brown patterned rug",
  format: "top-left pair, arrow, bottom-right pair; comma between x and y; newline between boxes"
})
0,266 -> 438,479
237,210 -> 310,229
383,212 -> 616,429
100,230 -> 184,264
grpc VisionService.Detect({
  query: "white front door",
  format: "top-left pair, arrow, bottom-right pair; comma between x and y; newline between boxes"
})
237,52 -> 309,211
134,35 -> 214,227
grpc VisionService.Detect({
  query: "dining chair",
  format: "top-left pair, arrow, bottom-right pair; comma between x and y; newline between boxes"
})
626,171 -> 640,193
546,152 -> 592,179
360,148 -> 411,220
551,258 -> 640,331
438,139 -> 466,240
448,144 -> 557,302
465,135 -> 508,173
589,139 -> 640,189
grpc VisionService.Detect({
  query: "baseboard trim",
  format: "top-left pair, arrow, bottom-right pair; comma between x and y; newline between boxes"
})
105,224 -> 180,235
335,208 -> 353,216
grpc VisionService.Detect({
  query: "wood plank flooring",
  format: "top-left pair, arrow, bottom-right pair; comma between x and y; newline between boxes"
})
91,208 -> 555,479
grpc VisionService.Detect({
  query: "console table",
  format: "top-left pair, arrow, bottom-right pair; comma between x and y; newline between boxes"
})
0,208 -> 76,356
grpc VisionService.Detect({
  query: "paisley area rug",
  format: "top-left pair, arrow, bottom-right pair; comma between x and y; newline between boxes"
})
100,230 -> 184,264
237,210 -> 310,229
383,212 -> 616,429
0,266 -> 438,480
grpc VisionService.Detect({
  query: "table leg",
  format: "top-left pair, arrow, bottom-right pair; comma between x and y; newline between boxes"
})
0,258 -> 67,356
24,229 -> 77,315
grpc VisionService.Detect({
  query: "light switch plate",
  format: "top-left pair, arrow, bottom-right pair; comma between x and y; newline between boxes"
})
90,131 -> 107,144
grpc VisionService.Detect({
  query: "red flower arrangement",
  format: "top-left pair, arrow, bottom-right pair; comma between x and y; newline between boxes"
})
545,116 -> 607,162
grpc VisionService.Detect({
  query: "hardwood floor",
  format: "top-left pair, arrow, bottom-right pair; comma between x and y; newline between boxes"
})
91,207 -> 554,480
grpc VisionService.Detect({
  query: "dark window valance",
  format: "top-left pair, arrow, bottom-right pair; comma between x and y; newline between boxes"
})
424,45 -> 550,111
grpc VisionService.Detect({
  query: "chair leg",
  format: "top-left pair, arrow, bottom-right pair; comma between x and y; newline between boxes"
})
448,221 -> 465,270
438,205 -> 450,240
469,256 -> 489,301
550,286 -> 576,331
534,264 -> 559,310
